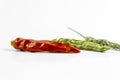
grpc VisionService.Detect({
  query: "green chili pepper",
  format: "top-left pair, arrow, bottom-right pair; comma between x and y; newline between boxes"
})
53,38 -> 110,52
68,27 -> 120,50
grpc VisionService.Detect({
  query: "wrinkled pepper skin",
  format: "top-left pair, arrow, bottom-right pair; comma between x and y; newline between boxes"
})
11,37 -> 80,53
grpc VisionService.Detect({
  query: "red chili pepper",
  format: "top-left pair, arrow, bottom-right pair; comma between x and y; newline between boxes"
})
11,37 -> 80,53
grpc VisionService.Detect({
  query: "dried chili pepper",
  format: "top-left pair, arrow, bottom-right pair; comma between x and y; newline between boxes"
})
11,37 -> 80,53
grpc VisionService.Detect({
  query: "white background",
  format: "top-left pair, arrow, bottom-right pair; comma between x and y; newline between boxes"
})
0,0 -> 120,80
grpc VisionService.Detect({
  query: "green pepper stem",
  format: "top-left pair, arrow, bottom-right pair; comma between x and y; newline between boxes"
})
67,27 -> 86,39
